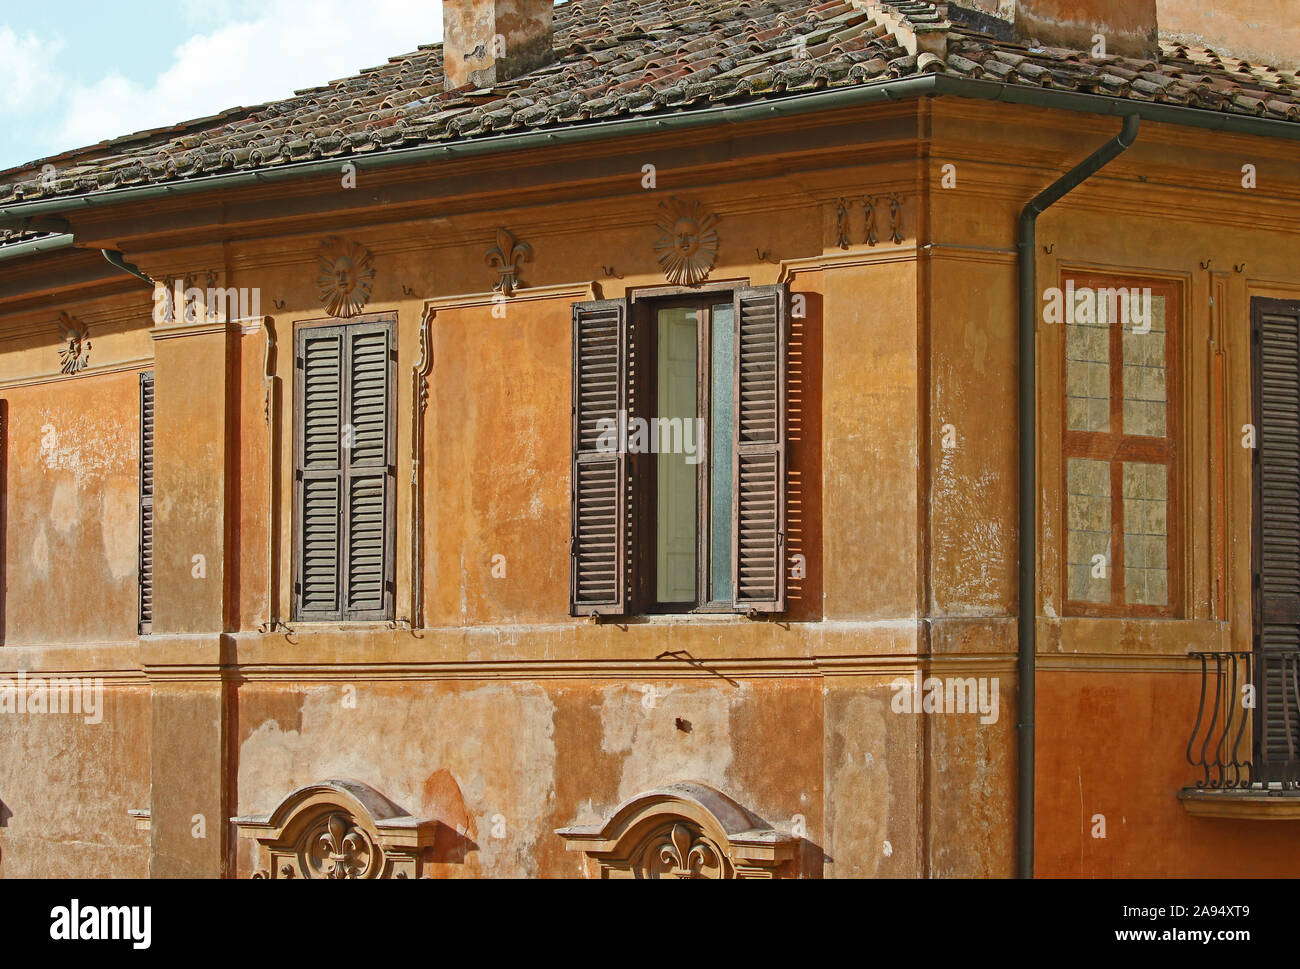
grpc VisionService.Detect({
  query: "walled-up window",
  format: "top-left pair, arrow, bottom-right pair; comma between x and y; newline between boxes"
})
1062,274 -> 1179,617
293,316 -> 395,622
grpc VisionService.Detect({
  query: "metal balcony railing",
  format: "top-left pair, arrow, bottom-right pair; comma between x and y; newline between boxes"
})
1185,650 -> 1300,792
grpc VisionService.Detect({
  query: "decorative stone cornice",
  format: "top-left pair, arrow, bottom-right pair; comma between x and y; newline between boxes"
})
556,782 -> 799,879
233,779 -> 439,879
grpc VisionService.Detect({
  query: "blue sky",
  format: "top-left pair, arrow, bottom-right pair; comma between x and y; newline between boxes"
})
0,0 -> 444,172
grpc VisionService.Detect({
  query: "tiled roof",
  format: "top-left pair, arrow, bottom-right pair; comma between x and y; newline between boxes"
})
1,0 -> 1299,208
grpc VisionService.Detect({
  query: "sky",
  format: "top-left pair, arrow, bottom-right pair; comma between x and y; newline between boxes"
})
0,0 -> 445,172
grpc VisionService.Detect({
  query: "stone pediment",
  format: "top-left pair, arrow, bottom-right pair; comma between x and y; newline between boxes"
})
556,782 -> 799,879
233,779 -> 438,879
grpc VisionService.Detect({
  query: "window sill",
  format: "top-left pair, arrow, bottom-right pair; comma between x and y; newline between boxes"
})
1177,788 -> 1300,820
630,613 -> 754,624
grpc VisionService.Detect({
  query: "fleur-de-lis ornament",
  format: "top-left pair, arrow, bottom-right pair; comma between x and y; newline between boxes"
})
57,312 -> 91,375
307,813 -> 375,879
657,823 -> 724,879
485,228 -> 532,297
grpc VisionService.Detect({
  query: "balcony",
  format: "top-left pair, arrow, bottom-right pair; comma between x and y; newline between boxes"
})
1178,650 -> 1300,819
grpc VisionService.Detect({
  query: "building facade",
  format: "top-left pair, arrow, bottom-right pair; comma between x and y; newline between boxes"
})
0,0 -> 1298,878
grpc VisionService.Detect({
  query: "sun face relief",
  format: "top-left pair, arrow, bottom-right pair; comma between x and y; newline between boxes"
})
653,197 -> 719,287
317,236 -> 376,318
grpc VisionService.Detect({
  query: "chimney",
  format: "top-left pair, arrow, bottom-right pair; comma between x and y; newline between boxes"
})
1013,0 -> 1159,58
443,0 -> 555,91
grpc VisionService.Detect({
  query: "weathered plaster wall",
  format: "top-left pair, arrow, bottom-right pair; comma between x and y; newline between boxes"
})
5,92 -> 1300,878
0,683 -> 150,878
234,676 -> 825,877
1038,670 -> 1300,875
3,370 -> 142,645
929,98 -> 1300,875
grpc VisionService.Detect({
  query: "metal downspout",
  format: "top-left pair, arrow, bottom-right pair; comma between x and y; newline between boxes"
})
1017,114 -> 1140,878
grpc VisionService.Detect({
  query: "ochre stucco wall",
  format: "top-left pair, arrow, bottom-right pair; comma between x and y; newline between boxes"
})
3,370 -> 142,645
1038,671 -> 1300,876
2,95 -> 1299,878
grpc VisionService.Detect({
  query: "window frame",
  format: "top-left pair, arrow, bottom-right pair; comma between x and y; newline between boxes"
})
291,312 -> 397,624
1059,271 -> 1182,619
633,289 -> 736,615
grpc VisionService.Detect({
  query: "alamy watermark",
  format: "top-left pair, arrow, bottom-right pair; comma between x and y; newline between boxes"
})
50,899 -> 150,949
152,280 -> 261,325
596,410 -> 704,465
889,672 -> 1000,725
1042,283 -> 1154,334
0,671 -> 103,724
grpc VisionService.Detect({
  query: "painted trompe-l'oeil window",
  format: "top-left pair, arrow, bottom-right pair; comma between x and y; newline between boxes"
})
1059,274 -> 1180,618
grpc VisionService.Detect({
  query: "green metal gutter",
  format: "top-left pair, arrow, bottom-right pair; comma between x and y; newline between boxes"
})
0,232 -> 74,262
1016,114 -> 1141,880
0,74 -> 1296,233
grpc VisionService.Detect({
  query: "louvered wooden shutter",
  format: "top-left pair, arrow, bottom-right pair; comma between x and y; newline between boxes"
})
295,320 -> 394,621
570,299 -> 630,617
1253,298 -> 1300,771
297,327 -> 344,619
138,371 -> 154,634
343,323 -> 394,620
732,285 -> 787,613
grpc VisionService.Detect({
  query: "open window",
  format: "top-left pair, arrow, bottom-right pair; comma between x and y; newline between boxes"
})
570,285 -> 787,617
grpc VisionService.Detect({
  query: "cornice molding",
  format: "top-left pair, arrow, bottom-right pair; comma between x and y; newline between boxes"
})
149,316 -> 252,341
0,355 -> 152,391
779,244 -> 919,279
421,281 -> 597,314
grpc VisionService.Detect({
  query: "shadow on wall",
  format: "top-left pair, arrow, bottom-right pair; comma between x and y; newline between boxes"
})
787,291 -> 823,623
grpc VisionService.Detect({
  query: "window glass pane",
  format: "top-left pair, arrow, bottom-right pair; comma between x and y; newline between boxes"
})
1122,294 -> 1167,437
656,307 -> 698,603
1067,457 -> 1111,602
710,302 -> 735,603
1123,462 -> 1169,606
1066,306 -> 1110,432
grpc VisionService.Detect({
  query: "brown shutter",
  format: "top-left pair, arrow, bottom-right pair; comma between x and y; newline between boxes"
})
732,285 -> 787,613
296,326 -> 344,619
294,321 -> 395,622
138,372 -> 154,635
571,299 -> 630,617
343,322 -> 395,620
1252,298 -> 1300,772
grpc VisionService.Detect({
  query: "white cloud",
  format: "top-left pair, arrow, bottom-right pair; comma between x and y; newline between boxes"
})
0,26 -> 65,113
52,0 -> 443,152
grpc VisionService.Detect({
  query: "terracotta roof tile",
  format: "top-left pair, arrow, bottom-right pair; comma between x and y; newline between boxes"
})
2,0 -> 1299,208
